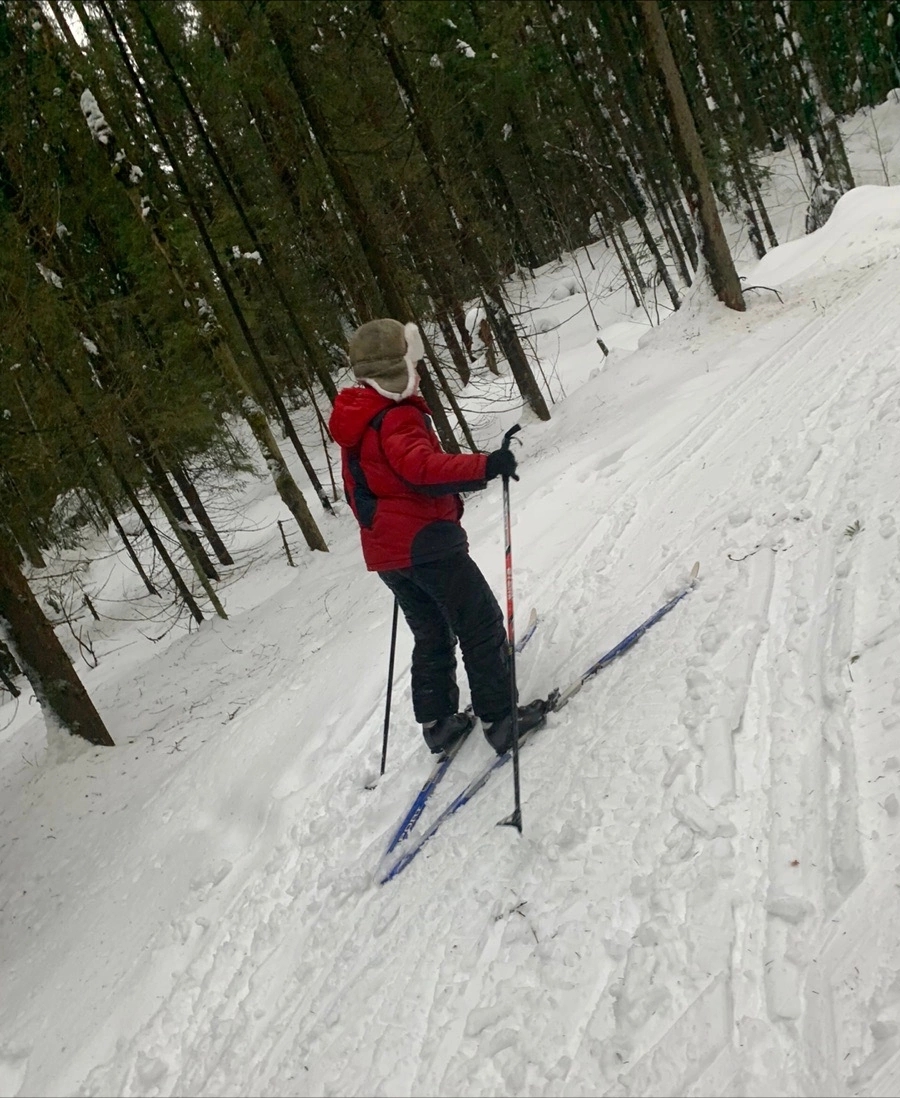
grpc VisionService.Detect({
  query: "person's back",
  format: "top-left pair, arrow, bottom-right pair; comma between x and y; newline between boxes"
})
328,318 -> 546,756
329,382 -> 485,572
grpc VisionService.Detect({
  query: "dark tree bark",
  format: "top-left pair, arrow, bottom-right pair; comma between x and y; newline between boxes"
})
30,336 -> 208,624
748,171 -> 779,250
417,318 -> 478,452
85,471 -> 159,596
138,446 -> 220,582
0,637 -> 21,696
435,309 -> 471,386
136,0 -> 341,418
1,492 -> 48,569
636,1 -> 745,312
0,539 -> 114,746
541,3 -> 680,311
171,463 -> 235,566
596,1 -> 699,277
106,503 -> 159,596
685,0 -> 779,256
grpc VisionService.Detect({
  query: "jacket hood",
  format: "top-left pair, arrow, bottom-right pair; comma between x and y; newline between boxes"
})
329,385 -> 431,448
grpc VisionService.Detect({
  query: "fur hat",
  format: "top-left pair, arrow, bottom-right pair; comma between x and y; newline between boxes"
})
348,319 -> 424,401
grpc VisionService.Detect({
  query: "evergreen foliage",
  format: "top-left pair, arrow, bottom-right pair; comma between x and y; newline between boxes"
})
0,0 -> 897,737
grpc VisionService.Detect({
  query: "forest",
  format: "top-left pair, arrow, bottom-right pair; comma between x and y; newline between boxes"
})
1,0 -> 898,744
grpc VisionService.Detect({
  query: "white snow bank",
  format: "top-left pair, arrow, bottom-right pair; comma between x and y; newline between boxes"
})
749,184 -> 900,287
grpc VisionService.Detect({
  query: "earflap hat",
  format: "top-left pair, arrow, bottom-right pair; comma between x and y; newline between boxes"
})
348,319 -> 424,401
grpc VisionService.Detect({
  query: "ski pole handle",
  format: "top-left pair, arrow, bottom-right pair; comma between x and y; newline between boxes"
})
499,424 -> 521,482
501,424 -> 521,452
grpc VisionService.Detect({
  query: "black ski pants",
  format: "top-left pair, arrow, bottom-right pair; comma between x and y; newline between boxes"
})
379,552 -> 512,725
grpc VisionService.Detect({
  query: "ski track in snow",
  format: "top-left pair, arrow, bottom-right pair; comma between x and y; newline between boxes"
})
583,264 -> 900,1098
5,176 -> 900,1098
63,239 -> 900,1097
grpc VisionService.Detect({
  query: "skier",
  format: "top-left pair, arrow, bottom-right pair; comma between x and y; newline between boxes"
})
328,318 -> 546,756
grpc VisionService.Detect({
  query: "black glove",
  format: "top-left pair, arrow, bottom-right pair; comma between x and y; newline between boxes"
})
485,448 -> 519,481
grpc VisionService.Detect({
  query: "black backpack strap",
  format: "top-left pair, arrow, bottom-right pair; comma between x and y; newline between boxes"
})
346,406 -> 397,528
369,406 -> 392,434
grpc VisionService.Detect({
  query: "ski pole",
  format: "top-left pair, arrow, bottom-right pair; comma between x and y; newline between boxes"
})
498,424 -> 523,834
380,597 -> 399,775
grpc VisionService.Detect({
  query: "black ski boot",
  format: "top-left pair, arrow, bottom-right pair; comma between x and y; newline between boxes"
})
422,711 -> 476,755
483,699 -> 548,756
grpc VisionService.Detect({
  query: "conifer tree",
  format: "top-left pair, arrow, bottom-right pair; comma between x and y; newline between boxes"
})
370,0 -> 551,421
0,537 -> 115,746
635,1 -> 745,312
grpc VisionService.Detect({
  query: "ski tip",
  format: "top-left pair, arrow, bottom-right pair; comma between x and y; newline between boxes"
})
689,560 -> 700,583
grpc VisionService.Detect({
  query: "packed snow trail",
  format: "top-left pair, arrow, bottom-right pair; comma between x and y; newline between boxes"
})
379,563 -> 699,886
58,190 -> 900,1098
3,181 -> 900,1098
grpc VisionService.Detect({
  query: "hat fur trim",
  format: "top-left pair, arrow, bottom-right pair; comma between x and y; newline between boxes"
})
362,322 -> 423,402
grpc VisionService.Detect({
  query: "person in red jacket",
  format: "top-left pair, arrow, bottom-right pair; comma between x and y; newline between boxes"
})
329,318 -> 545,756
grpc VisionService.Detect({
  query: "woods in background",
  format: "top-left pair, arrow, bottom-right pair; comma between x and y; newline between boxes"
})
1,0 -> 897,741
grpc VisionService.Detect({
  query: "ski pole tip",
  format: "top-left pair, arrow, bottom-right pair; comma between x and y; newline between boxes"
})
497,809 -> 523,833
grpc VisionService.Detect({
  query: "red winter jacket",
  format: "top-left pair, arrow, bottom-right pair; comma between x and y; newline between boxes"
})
329,386 -> 489,572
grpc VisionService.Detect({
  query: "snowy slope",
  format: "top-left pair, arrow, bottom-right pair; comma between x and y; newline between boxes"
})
2,105 -> 900,1098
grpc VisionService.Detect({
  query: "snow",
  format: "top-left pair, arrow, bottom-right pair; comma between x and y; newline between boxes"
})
79,88 -> 113,146
35,262 -> 62,288
3,101 -> 900,1098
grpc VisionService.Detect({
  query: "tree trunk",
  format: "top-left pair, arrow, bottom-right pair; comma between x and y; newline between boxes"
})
729,153 -> 766,258
136,0 -> 340,411
0,539 -> 114,746
748,171 -> 779,249
33,342 -> 209,623
75,10 -> 329,549
636,1 -> 745,312
120,477 -> 208,623
418,320 -> 478,452
140,447 -> 220,582
11,522 -> 47,570
148,483 -> 228,620
171,463 -> 235,566
368,0 -> 551,422
685,0 -> 777,259
241,398 -> 329,548
101,0 -> 336,518
107,503 -> 159,596
0,637 -> 21,697
452,302 -> 476,361
265,5 -> 464,449
435,310 -> 471,386
86,471 -> 159,596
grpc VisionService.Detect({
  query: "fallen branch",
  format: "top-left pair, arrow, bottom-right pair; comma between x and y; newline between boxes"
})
742,284 -> 784,303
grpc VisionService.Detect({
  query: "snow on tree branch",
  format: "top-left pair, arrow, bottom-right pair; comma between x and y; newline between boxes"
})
36,263 -> 63,288
79,89 -> 113,145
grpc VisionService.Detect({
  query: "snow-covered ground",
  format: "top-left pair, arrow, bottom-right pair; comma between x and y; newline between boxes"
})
2,97 -> 900,1098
